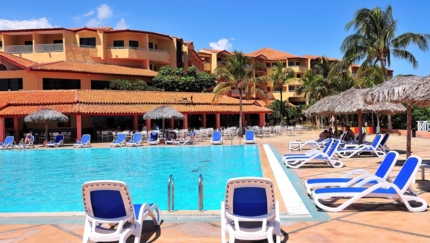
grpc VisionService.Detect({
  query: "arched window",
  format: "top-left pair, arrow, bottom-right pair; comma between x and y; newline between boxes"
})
0,64 -> 7,71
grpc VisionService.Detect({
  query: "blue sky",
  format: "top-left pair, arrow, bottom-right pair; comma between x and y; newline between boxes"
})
1,0 -> 429,76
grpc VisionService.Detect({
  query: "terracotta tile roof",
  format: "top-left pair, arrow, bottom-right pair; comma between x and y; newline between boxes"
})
105,29 -> 172,40
245,53 -> 268,60
0,28 -> 66,33
30,61 -> 158,77
199,49 -> 232,56
0,51 -> 37,69
0,90 -> 272,116
302,55 -> 340,61
248,47 -> 298,60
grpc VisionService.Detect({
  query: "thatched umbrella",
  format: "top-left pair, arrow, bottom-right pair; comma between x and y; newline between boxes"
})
143,105 -> 184,134
24,108 -> 69,141
363,75 -> 425,157
403,75 -> 430,106
331,87 -> 406,144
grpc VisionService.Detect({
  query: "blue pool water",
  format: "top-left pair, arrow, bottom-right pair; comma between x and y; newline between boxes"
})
0,146 -> 262,212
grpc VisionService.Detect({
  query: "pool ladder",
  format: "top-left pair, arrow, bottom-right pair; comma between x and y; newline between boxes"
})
167,174 -> 204,212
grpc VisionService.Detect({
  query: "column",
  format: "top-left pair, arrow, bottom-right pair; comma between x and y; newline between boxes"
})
170,118 -> 175,129
76,115 -> 82,141
133,115 -> 138,131
13,117 -> 19,142
183,114 -> 188,129
0,118 -> 5,141
215,114 -> 220,130
202,114 -> 207,128
146,119 -> 151,131
259,113 -> 265,127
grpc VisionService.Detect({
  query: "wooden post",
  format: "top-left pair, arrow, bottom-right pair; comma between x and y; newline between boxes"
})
406,105 -> 412,158
170,118 -> 175,129
146,119 -> 151,131
215,114 -> 220,130
358,111 -> 363,144
259,113 -> 265,127
76,115 -> 82,141
0,117 -> 5,141
202,114 -> 207,128
183,114 -> 188,129
13,117 -> 19,142
133,115 -> 138,131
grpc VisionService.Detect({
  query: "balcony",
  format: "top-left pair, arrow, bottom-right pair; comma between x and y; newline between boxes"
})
288,65 -> 308,73
35,44 -> 64,53
106,46 -> 170,63
4,45 -> 33,54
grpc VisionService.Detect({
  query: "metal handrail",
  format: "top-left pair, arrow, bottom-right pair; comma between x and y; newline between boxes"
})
107,46 -> 167,52
198,174 -> 204,211
167,174 -> 175,212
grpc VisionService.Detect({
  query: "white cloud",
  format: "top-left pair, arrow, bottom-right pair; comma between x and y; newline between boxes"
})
86,4 -> 113,27
0,18 -> 53,30
114,18 -> 128,30
84,10 -> 95,17
209,38 -> 233,51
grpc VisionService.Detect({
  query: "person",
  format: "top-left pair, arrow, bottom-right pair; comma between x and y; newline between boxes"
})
153,123 -> 160,130
319,130 -> 329,140
168,131 -> 176,141
21,133 -> 33,144
344,126 -> 355,141
327,127 -> 334,138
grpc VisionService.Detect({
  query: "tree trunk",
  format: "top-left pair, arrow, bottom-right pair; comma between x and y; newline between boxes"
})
376,113 -> 381,134
358,111 -> 363,144
239,88 -> 243,138
279,88 -> 283,125
406,104 -> 412,158
380,58 -> 392,133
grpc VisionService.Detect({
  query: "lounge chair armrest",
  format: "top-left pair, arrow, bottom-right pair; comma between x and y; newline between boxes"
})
341,169 -> 369,178
342,173 -> 381,187
354,176 -> 386,187
86,214 -> 133,234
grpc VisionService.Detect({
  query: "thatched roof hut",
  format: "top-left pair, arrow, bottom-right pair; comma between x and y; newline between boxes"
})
143,105 -> 185,120
303,95 -> 339,117
24,108 -> 69,141
403,75 -> 430,106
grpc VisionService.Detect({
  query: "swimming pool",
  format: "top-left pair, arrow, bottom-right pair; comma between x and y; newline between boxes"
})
0,145 -> 262,213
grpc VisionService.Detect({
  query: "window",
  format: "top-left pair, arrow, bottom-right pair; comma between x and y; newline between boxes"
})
0,41 -> 2,49
267,87 -> 271,92
150,64 -> 153,70
296,62 -> 300,66
113,40 -> 124,47
217,57 -> 222,62
25,41 -> 32,45
79,37 -> 96,48
43,78 -> 80,90
53,40 -> 63,44
282,62 -> 286,67
91,80 -> 110,90
0,78 -> 23,91
288,61 -> 294,66
154,65 -> 157,71
149,42 -> 154,49
129,40 -> 138,48
288,86 -> 295,92
296,74 -> 301,78
266,63 -> 271,68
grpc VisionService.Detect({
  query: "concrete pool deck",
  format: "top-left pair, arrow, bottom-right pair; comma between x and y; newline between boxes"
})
1,130 -> 430,242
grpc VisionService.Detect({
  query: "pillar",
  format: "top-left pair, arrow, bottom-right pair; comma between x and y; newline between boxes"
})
183,114 -> 188,129
146,119 -> 151,131
358,111 -> 363,144
133,115 -> 138,131
13,117 -> 19,142
170,118 -> 175,129
0,118 -> 4,141
259,113 -> 265,127
215,114 -> 220,130
202,114 -> 207,128
242,114 -> 246,127
76,115 -> 82,141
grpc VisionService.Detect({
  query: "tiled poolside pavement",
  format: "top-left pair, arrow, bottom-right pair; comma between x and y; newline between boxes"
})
1,130 -> 430,242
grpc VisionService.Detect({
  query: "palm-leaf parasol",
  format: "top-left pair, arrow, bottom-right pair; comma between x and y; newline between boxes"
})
143,105 -> 184,134
24,108 -> 69,141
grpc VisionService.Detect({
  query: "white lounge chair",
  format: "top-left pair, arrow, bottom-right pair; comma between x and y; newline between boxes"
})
46,134 -> 64,148
312,156 -> 427,212
182,131 -> 197,145
337,134 -> 385,158
244,130 -> 256,144
283,139 -> 334,161
0,136 -> 15,149
211,131 -> 223,145
295,138 -> 330,150
284,139 -> 342,169
304,151 -> 399,195
16,135 -> 35,149
221,177 -> 280,243
110,133 -> 126,147
82,180 -> 161,243
73,134 -> 91,148
126,133 -> 143,147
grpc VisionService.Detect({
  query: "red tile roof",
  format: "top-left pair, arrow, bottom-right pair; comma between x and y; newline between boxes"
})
302,55 -> 340,61
0,90 -> 272,116
0,52 -> 36,69
30,61 -> 158,77
248,47 -> 298,60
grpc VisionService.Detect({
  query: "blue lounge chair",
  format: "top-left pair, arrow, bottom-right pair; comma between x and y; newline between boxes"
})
82,180 -> 161,243
284,139 -> 342,168
211,131 -> 223,145
0,136 -> 15,149
377,133 -> 391,152
244,130 -> 255,144
312,155 -> 427,212
126,133 -> 143,147
110,133 -> 126,147
46,134 -> 64,148
221,177 -> 280,243
283,139 -> 334,160
73,134 -> 91,148
147,131 -> 159,145
304,151 -> 399,195
337,134 -> 385,158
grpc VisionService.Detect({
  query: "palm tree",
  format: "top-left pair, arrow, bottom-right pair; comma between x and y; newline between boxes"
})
266,60 -> 295,125
341,5 -> 430,132
212,51 -> 268,134
296,69 -> 325,104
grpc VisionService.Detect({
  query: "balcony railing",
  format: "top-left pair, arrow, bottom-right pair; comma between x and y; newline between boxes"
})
35,43 -> 64,53
106,46 -> 169,61
107,46 -> 167,52
4,45 -> 33,54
